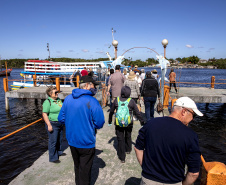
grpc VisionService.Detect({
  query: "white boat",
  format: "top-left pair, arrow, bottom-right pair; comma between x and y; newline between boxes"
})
12,57 -> 124,89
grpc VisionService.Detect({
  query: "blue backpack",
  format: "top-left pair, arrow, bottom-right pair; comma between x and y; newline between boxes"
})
116,97 -> 132,127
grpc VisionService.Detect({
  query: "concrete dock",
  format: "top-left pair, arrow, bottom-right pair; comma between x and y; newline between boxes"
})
5,86 -> 226,103
9,107 -> 167,185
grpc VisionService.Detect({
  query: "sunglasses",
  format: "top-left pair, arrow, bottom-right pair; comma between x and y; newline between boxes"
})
184,108 -> 196,118
55,91 -> 59,95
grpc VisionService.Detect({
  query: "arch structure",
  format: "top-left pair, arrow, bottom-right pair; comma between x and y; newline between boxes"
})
121,47 -> 159,56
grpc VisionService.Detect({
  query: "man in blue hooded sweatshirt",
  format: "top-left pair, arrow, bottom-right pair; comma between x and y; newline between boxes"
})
58,75 -> 105,185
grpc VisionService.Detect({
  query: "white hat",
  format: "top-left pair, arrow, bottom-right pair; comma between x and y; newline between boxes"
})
174,97 -> 203,116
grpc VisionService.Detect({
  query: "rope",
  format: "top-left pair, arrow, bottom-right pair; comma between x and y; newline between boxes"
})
0,118 -> 43,141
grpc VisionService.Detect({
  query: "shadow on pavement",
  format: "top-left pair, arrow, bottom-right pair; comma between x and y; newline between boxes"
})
91,149 -> 106,185
108,136 -> 118,152
125,177 -> 141,185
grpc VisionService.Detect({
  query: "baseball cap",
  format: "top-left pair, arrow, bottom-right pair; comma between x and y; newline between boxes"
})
134,65 -> 138,68
79,76 -> 99,86
174,97 -> 203,116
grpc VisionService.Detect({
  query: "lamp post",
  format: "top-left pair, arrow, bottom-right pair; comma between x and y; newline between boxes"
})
161,39 -> 168,104
112,40 -> 118,60
161,39 -> 168,58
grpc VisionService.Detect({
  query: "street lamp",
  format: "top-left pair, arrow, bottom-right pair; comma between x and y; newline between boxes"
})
161,39 -> 168,58
161,39 -> 168,105
112,40 -> 118,60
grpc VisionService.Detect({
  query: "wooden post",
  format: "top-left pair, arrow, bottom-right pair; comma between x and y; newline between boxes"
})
33,75 -> 36,87
3,78 -> 9,92
76,75 -> 80,88
201,155 -> 226,185
56,78 -> 60,92
211,76 -> 215,89
163,85 -> 170,109
171,99 -> 177,109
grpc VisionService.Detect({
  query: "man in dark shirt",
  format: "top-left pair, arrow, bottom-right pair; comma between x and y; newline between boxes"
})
135,97 -> 203,185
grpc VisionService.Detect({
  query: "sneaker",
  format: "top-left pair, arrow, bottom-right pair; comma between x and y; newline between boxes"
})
133,117 -> 137,121
59,153 -> 66,156
126,152 -> 130,154
51,160 -> 61,163
121,160 -> 125,163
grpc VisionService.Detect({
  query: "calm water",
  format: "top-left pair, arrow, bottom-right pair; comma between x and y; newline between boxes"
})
0,68 -> 226,184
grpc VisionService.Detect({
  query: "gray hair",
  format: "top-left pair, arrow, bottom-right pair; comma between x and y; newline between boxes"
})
171,105 -> 183,113
46,86 -> 57,97
79,83 -> 87,89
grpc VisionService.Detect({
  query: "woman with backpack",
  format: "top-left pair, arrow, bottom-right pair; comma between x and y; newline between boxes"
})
42,86 -> 65,163
108,86 -> 144,163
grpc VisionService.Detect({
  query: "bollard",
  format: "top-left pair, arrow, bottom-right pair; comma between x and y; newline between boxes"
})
201,155 -> 226,185
211,76 -> 215,89
56,78 -> 60,92
33,75 -> 36,87
171,99 -> 177,109
163,85 -> 170,109
76,75 -> 80,88
3,78 -> 9,92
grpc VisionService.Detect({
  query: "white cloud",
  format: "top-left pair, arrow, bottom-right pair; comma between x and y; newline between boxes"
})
186,45 -> 193,48
82,49 -> 89,53
96,51 -> 104,54
68,50 -> 74,52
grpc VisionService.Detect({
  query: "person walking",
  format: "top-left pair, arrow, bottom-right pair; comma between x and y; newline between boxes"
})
58,75 -> 105,185
124,71 -> 141,115
42,86 -> 64,163
133,65 -> 140,73
107,65 -> 126,103
109,86 -> 144,163
81,67 -> 88,76
141,71 -> 160,122
169,68 -> 177,93
151,69 -> 159,80
134,97 -> 203,185
106,69 -> 114,110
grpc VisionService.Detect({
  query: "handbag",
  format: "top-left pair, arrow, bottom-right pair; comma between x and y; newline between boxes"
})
157,100 -> 163,113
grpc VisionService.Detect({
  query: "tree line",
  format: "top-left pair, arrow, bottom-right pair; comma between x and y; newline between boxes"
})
1,56 -> 226,69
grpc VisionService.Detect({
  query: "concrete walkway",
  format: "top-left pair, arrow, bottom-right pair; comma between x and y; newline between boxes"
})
9,106 -> 168,185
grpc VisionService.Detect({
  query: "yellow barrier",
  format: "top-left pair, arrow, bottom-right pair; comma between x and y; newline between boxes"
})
3,78 -> 9,92
0,118 -> 43,141
201,155 -> 226,185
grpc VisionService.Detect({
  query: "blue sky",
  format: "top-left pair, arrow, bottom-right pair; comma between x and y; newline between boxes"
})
0,0 -> 226,60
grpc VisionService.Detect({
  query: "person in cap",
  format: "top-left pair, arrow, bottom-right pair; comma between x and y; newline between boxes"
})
58,75 -> 105,185
134,97 -> 203,185
141,71 -> 160,122
133,65 -> 140,73
151,69 -> 159,80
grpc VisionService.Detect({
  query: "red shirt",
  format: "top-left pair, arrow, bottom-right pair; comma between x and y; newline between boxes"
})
81,70 -> 88,76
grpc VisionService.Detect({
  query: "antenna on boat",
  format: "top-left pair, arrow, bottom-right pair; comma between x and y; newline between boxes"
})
47,43 -> 50,60
112,28 -> 116,41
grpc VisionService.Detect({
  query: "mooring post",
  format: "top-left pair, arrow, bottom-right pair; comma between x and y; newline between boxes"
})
163,85 -> 170,109
56,78 -> 60,92
33,75 -> 36,87
201,155 -> 226,185
76,75 -> 80,88
211,76 -> 215,89
3,78 -> 9,92
171,99 -> 177,109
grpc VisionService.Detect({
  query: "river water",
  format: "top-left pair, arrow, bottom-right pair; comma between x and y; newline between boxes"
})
0,68 -> 225,184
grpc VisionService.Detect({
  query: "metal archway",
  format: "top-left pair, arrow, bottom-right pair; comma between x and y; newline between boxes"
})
121,47 -> 159,56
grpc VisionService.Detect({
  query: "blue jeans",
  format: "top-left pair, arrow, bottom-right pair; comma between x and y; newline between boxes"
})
45,121 -> 64,162
144,97 -> 157,122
